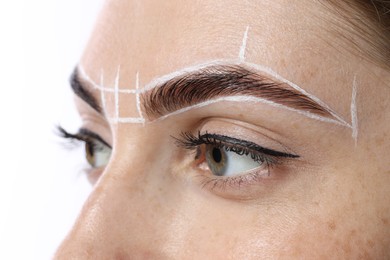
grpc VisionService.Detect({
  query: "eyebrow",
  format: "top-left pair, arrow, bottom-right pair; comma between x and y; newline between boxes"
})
141,64 -> 337,122
69,67 -> 102,114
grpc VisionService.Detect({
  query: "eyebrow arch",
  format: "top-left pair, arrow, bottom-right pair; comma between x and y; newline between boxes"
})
69,67 -> 102,114
141,64 -> 348,126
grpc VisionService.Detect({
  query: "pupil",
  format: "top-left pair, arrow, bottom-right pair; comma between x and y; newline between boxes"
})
212,148 -> 222,163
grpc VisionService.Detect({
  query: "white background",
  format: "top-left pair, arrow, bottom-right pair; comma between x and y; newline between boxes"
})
1,0 -> 104,259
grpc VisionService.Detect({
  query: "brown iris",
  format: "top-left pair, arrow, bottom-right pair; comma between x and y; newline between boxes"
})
85,141 -> 96,167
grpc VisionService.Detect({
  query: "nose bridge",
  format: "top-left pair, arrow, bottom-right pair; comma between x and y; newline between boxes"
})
55,131 -> 176,259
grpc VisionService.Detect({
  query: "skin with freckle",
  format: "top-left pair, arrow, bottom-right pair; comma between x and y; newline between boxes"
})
55,0 -> 390,259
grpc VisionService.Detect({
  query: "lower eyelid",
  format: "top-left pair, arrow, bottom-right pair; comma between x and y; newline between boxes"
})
192,159 -> 272,187
84,166 -> 106,184
184,149 -> 300,200
192,172 -> 272,200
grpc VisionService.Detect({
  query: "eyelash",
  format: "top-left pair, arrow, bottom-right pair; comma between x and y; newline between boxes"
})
174,131 -> 298,191
56,126 -> 111,169
56,126 -> 104,148
57,125 -> 298,196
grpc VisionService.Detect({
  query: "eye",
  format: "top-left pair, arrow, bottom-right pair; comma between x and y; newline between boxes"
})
203,144 -> 263,177
85,139 -> 111,168
174,131 -> 299,194
57,126 -> 112,169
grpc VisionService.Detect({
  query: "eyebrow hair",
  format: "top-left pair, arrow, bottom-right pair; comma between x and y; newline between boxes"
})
141,64 -> 337,122
70,67 -> 102,114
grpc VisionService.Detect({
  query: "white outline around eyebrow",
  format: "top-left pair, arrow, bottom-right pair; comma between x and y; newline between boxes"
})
77,24 -> 357,134
140,59 -> 351,127
78,59 -> 352,128
152,95 -> 348,126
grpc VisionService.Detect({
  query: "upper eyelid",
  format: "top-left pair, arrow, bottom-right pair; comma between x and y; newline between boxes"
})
76,63 -> 349,128
58,126 -> 111,148
174,132 -> 299,159
77,128 -> 111,148
200,133 -> 299,158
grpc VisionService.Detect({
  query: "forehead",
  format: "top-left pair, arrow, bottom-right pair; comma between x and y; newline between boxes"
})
81,0 -> 334,83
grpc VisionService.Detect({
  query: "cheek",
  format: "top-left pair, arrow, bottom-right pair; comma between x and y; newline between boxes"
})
276,215 -> 390,259
193,180 -> 390,259
274,184 -> 390,258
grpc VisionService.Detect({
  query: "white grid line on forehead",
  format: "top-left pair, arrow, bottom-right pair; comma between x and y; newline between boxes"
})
239,26 -> 250,61
114,66 -> 120,122
100,69 -> 106,116
78,66 -> 137,94
351,75 -> 358,145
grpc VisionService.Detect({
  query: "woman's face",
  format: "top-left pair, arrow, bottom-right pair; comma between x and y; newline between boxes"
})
55,0 -> 390,258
